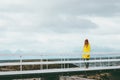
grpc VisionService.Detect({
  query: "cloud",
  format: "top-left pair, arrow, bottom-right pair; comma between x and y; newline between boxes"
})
0,0 -> 120,16
0,0 -> 119,54
53,0 -> 120,16
0,12 -> 98,34
86,16 -> 120,35
40,16 -> 98,33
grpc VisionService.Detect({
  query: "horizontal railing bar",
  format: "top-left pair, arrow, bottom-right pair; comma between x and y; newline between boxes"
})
0,59 -> 120,66
0,66 -> 120,76
0,53 -> 119,57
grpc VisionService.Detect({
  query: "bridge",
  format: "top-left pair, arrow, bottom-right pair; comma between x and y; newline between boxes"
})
0,53 -> 120,79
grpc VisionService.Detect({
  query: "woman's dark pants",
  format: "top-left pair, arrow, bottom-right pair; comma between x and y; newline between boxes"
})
83,59 -> 89,68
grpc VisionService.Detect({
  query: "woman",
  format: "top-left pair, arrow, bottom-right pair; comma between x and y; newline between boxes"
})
82,39 -> 91,68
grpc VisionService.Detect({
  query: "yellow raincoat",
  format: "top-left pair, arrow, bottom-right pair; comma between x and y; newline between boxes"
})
82,44 -> 91,59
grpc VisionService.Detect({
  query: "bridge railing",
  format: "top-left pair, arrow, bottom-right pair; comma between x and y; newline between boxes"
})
0,53 -> 120,72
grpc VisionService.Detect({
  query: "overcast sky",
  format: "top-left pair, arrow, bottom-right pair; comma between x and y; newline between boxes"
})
0,0 -> 120,54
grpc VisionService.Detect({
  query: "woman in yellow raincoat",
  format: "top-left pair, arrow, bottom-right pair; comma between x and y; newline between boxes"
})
82,39 -> 91,68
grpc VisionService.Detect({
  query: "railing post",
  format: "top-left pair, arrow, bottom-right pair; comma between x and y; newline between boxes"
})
108,57 -> 109,67
40,55 -> 43,70
46,59 -> 48,69
100,57 -> 102,67
67,58 -> 69,68
95,57 -> 96,67
63,58 -> 65,68
61,58 -> 63,69
79,58 -> 81,68
64,58 -> 65,68
20,55 -> 22,71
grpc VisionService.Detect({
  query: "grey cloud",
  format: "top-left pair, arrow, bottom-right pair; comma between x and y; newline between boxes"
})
0,0 -> 118,34
0,12 -> 98,33
0,5 -> 37,14
0,0 -> 55,13
0,0 -> 119,53
52,0 -> 120,16
40,17 -> 98,33
0,0 -> 120,16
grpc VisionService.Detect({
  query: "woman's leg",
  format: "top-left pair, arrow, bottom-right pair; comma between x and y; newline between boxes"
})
86,59 -> 89,68
83,58 -> 88,68
83,58 -> 86,68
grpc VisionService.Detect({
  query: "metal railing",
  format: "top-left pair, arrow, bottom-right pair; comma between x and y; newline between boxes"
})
0,53 -> 120,73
